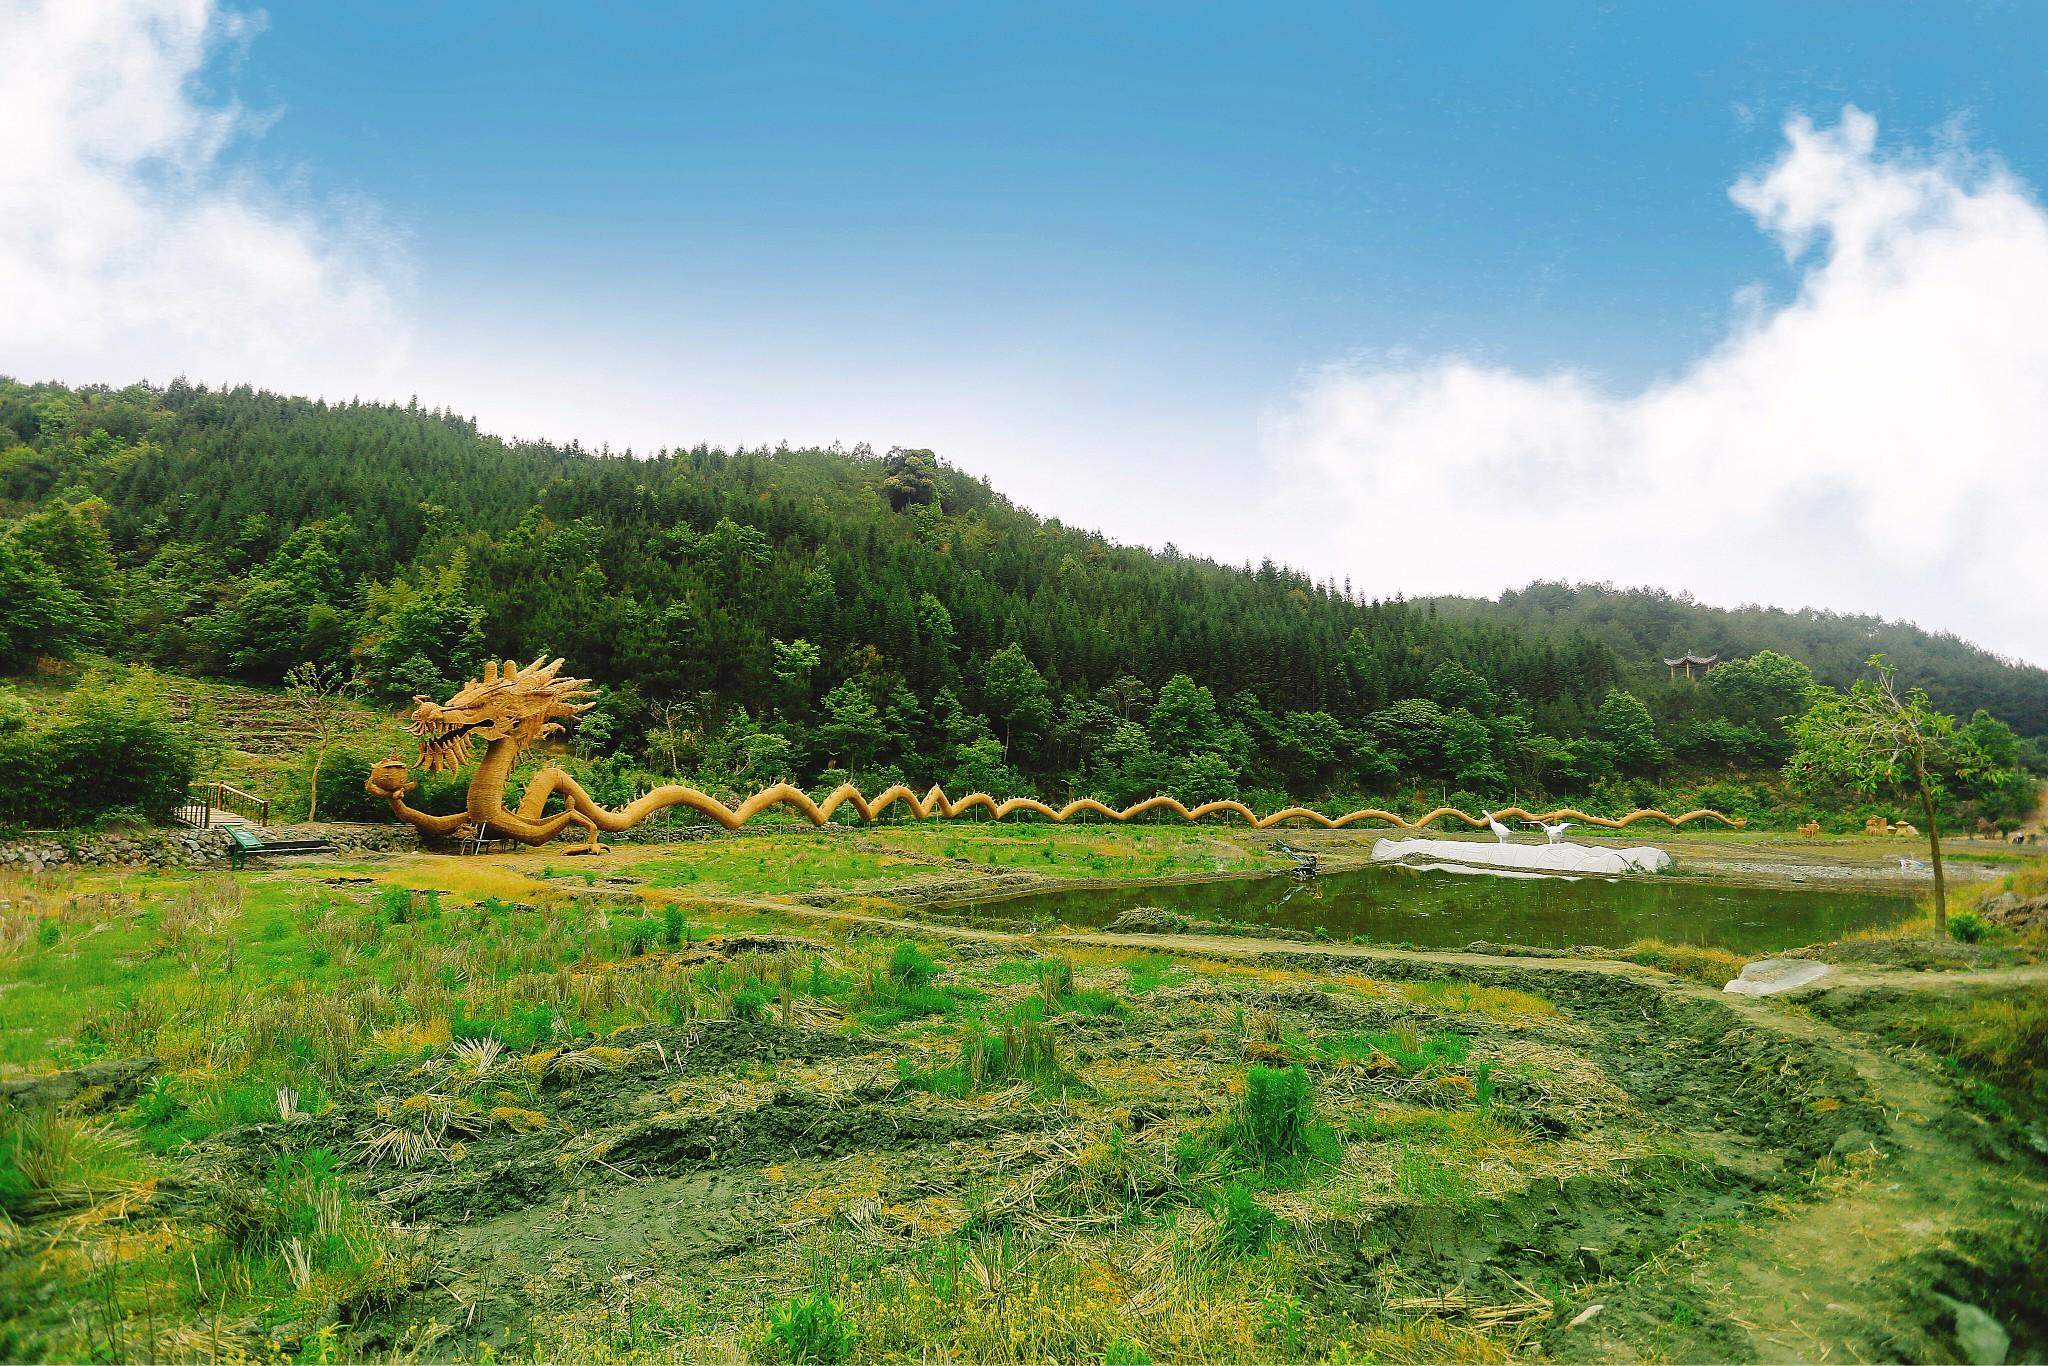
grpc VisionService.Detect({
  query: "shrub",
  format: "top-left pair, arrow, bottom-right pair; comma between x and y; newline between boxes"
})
0,670 -> 196,826
662,905 -> 686,949
759,1292 -> 856,1364
1948,911 -> 1988,944
1228,1065 -> 1314,1166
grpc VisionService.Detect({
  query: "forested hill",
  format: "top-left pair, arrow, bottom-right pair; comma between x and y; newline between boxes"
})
0,378 -> 2041,826
1431,583 -> 2048,743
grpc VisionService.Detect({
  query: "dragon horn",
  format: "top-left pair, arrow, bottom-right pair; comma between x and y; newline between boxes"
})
484,660 -> 500,684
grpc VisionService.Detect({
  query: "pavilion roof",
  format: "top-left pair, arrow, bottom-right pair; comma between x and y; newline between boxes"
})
1662,653 -> 1719,667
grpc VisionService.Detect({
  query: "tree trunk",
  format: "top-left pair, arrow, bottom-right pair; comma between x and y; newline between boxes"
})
307,743 -> 324,824
1912,752 -> 1946,937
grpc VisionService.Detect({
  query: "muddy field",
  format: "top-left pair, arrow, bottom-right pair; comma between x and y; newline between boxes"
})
1,832 -> 2043,1363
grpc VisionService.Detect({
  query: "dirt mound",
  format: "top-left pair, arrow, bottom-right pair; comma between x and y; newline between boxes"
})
1983,890 -> 2048,931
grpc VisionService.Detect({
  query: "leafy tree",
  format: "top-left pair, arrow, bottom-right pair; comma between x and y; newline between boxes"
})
771,637 -> 821,718
1786,657 -> 1971,934
1425,660 -> 1497,716
1702,650 -> 1816,741
879,447 -> 940,511
0,669 -> 198,825
355,561 -> 487,700
817,679 -> 884,774
1596,689 -> 1665,774
982,643 -> 1051,761
13,499 -> 118,618
0,531 -> 95,668
1367,699 -> 1449,775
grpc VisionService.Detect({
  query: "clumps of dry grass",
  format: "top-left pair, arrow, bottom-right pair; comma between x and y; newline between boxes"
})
487,1105 -> 550,1133
352,1090 -> 489,1169
1393,978 -> 1563,1024
1621,939 -> 1747,987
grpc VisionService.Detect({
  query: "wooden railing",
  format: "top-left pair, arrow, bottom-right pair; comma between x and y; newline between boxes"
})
176,782 -> 271,828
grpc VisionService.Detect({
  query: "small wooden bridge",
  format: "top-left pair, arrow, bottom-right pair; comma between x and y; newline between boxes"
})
174,782 -> 336,865
173,781 -> 271,830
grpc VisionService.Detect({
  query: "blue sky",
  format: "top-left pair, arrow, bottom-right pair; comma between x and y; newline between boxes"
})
7,2 -> 2048,661
233,4 -> 2048,380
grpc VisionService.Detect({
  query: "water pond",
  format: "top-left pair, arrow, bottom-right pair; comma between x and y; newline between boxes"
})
966,865 -> 1917,955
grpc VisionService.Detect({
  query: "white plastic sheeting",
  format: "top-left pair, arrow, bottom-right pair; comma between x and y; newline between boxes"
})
1722,958 -> 1831,996
1370,837 -> 1673,876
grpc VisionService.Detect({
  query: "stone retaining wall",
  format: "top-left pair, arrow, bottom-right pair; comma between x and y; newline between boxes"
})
0,813 -> 875,871
0,822 -> 420,871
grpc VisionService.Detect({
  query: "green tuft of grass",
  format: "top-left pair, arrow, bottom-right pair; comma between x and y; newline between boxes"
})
1226,1064 -> 1317,1168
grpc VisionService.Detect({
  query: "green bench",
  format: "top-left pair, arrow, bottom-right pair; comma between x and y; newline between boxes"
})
226,827 -> 335,869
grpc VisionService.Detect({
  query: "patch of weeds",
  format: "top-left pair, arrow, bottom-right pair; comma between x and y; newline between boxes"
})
1948,911 -> 1988,944
1122,953 -> 1182,995
132,1076 -> 210,1152
1104,1339 -> 1153,1366
1034,957 -> 1075,1008
452,1004 -> 560,1051
755,1292 -> 857,1363
977,957 -> 1048,986
1320,1026 -> 1470,1073
1391,1140 -> 1476,1205
1623,939 -> 1745,987
375,886 -> 413,923
613,915 -> 666,957
859,985 -> 967,1030
890,941 -> 939,989
1225,1064 -> 1323,1169
662,905 -> 687,949
900,1011 -> 1065,1096
1214,1179 -> 1278,1255
35,919 -> 60,949
1060,988 -> 1129,1018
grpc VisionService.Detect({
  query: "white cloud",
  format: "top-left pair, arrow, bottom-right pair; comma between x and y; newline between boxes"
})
1263,107 -> 2048,666
0,0 -> 409,394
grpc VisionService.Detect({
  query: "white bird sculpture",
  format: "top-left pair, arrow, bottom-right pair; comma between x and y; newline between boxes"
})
1899,855 -> 1927,873
1527,819 -> 1576,845
1482,810 -> 1515,843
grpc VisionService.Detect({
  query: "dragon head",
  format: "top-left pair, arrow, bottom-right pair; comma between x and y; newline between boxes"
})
407,656 -> 595,773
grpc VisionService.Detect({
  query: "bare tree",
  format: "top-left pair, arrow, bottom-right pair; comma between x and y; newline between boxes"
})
285,662 -> 362,824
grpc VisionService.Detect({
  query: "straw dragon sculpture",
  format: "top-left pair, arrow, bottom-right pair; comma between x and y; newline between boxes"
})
367,656 -> 1745,853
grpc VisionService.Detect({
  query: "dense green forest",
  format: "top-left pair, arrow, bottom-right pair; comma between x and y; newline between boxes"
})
0,377 -> 2040,830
